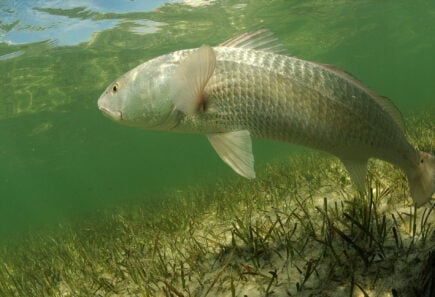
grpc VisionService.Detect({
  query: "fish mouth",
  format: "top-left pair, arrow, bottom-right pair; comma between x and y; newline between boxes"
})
99,106 -> 122,121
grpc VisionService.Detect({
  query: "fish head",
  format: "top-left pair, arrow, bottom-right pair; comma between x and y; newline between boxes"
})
407,151 -> 435,207
98,75 -> 128,122
98,55 -> 179,129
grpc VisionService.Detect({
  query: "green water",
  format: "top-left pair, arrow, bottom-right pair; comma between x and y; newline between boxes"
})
0,0 -> 434,238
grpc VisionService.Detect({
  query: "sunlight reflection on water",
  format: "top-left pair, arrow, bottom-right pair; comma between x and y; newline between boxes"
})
0,0 -> 178,46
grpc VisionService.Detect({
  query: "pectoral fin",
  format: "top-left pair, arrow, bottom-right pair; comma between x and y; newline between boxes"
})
207,130 -> 255,179
171,45 -> 216,115
341,158 -> 368,192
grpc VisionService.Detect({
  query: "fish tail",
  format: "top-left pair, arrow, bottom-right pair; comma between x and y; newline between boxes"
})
407,151 -> 435,207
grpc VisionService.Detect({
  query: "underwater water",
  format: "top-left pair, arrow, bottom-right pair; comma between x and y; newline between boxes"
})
0,0 -> 434,238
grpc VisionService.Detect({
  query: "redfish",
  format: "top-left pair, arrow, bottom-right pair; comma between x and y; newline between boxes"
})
98,30 -> 434,206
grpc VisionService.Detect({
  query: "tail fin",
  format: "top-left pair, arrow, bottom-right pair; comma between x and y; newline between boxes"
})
407,151 -> 435,207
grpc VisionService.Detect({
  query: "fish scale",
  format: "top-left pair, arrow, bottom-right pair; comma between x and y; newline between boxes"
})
98,30 -> 434,206
191,48 -> 399,156
182,47 -> 405,158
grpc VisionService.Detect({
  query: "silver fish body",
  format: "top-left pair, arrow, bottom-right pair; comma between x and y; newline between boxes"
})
98,30 -> 434,206
180,47 -> 414,167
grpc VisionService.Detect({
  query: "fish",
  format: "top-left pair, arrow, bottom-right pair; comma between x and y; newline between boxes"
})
98,29 -> 434,207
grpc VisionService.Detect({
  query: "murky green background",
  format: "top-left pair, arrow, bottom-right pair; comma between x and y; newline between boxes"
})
1,0 -> 434,238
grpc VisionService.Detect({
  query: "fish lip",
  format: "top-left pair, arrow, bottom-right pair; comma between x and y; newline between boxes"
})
99,106 -> 122,121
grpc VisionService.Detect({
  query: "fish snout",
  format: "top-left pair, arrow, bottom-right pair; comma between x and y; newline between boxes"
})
99,105 -> 122,121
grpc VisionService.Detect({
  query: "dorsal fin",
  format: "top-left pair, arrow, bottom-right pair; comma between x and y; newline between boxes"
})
218,29 -> 289,55
319,63 -> 405,132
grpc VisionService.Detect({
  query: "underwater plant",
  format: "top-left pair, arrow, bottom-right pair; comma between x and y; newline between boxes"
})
0,113 -> 433,296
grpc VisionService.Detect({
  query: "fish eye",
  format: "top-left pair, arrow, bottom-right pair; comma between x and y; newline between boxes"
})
111,82 -> 120,94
